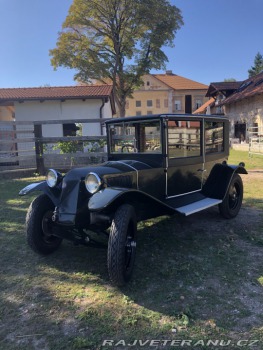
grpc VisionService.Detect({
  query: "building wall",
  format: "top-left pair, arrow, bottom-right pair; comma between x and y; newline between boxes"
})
126,89 -> 171,116
13,99 -> 113,166
224,94 -> 263,138
173,89 -> 208,114
14,99 -> 112,136
0,107 -> 15,156
0,106 -> 14,121
126,75 -> 208,116
126,75 -> 170,116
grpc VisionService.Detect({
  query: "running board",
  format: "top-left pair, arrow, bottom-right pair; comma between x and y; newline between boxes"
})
176,198 -> 222,216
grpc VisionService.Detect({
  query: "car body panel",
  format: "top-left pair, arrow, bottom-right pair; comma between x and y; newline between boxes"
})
19,182 -> 46,196
20,114 -> 246,227
167,160 -> 204,197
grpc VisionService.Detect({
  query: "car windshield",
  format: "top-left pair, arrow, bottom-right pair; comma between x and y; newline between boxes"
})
108,120 -> 162,154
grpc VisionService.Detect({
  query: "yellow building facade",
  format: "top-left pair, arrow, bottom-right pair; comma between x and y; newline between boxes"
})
126,72 -> 208,117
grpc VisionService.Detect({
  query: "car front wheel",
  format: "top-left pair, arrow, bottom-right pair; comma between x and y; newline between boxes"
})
26,194 -> 62,254
107,204 -> 137,286
219,174 -> 243,219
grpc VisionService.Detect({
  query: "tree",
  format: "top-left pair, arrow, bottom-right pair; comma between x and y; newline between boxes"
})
50,0 -> 183,116
224,78 -> 237,82
248,52 -> 263,78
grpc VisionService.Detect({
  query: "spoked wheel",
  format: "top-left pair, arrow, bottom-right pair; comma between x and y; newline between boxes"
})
219,174 -> 243,219
107,204 -> 137,286
121,144 -> 134,153
26,194 -> 62,254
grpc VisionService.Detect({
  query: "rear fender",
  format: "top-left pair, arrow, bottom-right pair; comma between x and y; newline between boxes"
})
202,163 -> 247,200
228,164 -> 248,175
19,181 -> 60,206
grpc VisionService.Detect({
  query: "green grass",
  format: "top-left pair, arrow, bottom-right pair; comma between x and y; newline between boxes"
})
0,172 -> 263,349
228,149 -> 263,170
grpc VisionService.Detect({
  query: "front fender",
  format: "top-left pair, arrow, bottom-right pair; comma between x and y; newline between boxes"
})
88,188 -> 129,211
88,187 -> 175,220
19,181 -> 46,196
19,181 -> 60,206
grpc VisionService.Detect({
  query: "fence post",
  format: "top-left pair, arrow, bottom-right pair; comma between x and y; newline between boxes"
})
34,124 -> 45,175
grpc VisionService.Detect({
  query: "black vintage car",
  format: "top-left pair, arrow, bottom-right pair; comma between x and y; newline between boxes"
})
19,114 -> 247,286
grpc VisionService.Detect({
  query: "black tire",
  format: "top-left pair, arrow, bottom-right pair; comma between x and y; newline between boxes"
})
26,194 -> 62,255
107,204 -> 137,286
219,174 -> 243,219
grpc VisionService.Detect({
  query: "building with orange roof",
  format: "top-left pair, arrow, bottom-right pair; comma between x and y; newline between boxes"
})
125,71 -> 209,116
0,85 -> 116,165
0,85 -> 115,136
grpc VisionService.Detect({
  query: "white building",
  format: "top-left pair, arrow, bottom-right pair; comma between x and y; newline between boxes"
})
0,85 -> 115,170
0,85 -> 115,135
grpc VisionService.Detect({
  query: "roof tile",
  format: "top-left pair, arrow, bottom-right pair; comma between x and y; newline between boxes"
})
154,74 -> 208,90
221,71 -> 263,105
0,85 -> 113,101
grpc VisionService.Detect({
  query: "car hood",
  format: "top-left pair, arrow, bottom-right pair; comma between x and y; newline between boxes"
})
57,160 -> 152,224
62,160 -> 152,180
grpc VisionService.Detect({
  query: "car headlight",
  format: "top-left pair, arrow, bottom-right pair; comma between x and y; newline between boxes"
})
85,172 -> 102,194
46,169 -> 59,188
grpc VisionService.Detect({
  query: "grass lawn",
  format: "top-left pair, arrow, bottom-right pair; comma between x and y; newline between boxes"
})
0,156 -> 263,349
228,149 -> 263,170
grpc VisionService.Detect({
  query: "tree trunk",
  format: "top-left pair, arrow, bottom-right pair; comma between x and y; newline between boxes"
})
119,101 -> 126,117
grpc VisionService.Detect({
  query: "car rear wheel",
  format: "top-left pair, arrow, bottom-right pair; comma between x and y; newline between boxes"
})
26,194 -> 62,254
107,204 -> 137,286
219,174 -> 243,219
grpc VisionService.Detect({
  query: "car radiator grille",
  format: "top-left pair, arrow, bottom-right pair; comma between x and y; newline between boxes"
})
106,175 -> 133,188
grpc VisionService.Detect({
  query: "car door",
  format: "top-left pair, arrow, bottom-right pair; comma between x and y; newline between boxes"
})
166,118 -> 204,197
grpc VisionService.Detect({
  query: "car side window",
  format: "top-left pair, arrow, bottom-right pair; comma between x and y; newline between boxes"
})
109,120 -> 161,153
168,120 -> 201,158
205,122 -> 224,154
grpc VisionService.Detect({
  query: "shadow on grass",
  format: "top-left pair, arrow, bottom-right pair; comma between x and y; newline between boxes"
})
1,178 -> 263,348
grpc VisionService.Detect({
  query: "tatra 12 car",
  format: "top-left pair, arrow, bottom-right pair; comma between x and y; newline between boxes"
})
19,114 -> 247,286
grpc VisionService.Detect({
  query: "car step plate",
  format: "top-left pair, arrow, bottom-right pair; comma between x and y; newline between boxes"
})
176,198 -> 222,216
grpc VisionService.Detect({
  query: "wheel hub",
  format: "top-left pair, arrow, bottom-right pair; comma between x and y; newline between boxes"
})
125,235 -> 136,268
42,211 -> 54,241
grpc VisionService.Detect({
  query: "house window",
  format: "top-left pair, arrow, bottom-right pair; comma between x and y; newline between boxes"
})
136,111 -> 142,116
156,99 -> 160,108
164,99 -> 168,108
147,100 -> 153,107
195,99 -> 202,110
136,100 -> 141,107
146,81 -> 150,86
147,111 -> 153,115
174,100 -> 181,111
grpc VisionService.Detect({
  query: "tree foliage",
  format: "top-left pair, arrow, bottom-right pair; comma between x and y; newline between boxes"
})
248,52 -> 263,78
223,78 -> 237,82
50,0 -> 183,116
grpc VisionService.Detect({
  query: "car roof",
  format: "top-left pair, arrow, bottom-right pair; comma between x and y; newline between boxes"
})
105,114 -> 228,124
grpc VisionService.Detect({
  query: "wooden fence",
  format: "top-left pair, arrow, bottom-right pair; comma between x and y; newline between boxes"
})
0,118 -> 110,175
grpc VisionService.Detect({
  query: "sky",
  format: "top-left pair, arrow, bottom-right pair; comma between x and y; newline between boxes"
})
0,0 -> 263,88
